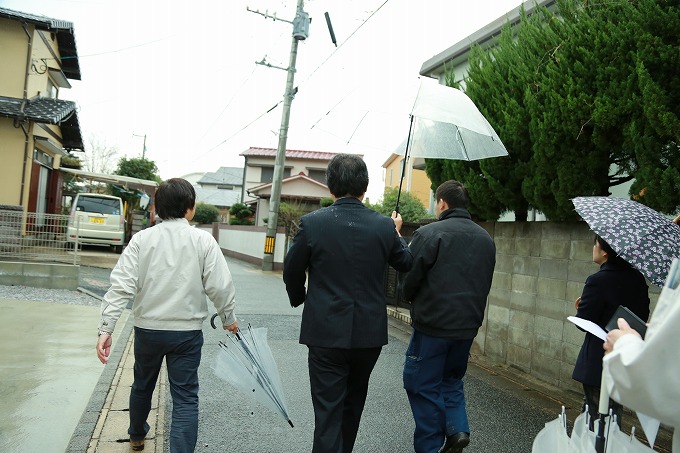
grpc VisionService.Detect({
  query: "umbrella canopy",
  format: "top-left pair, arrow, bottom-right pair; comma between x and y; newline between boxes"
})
572,196 -> 680,287
211,321 -> 293,428
533,408 -> 655,453
400,78 -> 509,161
531,407 -> 570,453
394,78 -> 508,211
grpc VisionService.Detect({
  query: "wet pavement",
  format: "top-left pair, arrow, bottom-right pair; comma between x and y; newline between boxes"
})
0,298 -> 129,453
0,249 -> 673,452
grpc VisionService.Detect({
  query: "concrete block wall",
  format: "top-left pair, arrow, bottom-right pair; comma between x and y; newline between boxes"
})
204,219 -> 661,392
476,221 -> 660,392
0,261 -> 79,290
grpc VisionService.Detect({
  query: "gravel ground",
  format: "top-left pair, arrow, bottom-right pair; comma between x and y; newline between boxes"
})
0,285 -> 102,307
0,265 -> 112,307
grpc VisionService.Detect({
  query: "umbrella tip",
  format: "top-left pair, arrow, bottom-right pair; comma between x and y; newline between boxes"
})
288,419 -> 294,428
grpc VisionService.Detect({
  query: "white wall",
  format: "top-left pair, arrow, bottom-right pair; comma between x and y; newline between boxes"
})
197,224 -> 286,266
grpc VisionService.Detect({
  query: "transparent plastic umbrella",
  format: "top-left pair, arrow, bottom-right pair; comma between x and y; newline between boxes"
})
394,78 -> 509,211
531,406 -> 570,453
210,317 -> 293,427
535,405 -> 656,452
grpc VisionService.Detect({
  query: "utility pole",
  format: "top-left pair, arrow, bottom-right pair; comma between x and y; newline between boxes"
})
250,0 -> 309,271
133,133 -> 147,159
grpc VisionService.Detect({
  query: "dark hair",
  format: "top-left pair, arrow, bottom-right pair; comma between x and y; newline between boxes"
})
155,178 -> 196,220
326,154 -> 368,198
435,180 -> 469,209
594,235 -> 618,258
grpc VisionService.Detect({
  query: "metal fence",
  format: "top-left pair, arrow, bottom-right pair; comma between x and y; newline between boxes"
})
0,208 -> 80,265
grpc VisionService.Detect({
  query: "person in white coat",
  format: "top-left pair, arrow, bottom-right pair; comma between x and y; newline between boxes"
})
603,270 -> 680,451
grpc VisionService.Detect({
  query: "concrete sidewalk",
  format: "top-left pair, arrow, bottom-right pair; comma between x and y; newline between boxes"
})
84,328 -> 167,453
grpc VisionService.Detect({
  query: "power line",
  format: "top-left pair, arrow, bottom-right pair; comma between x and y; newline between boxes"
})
199,0 -> 391,155
197,66 -> 257,143
200,100 -> 283,156
299,0 -> 390,85
58,36 -> 173,59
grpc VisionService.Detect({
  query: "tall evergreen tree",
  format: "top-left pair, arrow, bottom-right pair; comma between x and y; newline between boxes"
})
525,0 -> 679,219
427,0 -> 679,220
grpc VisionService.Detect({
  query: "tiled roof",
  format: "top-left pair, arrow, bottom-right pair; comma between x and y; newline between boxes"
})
0,96 -> 83,150
197,167 -> 243,186
0,96 -> 76,123
240,147 -> 341,161
0,7 -> 81,80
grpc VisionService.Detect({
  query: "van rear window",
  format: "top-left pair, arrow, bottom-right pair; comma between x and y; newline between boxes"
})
76,197 -> 121,215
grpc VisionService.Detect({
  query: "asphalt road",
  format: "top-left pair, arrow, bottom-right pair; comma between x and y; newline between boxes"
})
161,257 -> 554,453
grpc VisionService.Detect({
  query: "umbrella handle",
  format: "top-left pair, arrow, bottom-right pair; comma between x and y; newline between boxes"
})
210,314 -> 242,340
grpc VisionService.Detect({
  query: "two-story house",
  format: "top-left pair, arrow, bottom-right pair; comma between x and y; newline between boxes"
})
383,153 -> 434,213
240,147 -> 342,226
194,166 -> 244,221
0,7 -> 84,217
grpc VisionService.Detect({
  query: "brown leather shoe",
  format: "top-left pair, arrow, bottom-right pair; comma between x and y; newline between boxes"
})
130,439 -> 144,451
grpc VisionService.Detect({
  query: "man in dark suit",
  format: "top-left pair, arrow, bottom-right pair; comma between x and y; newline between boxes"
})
283,153 -> 413,453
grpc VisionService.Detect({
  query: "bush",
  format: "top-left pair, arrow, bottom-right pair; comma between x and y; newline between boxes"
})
229,203 -> 254,225
193,202 -> 220,224
366,187 -> 432,223
320,197 -> 334,207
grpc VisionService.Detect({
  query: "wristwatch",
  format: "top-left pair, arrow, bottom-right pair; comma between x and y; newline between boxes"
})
98,329 -> 112,336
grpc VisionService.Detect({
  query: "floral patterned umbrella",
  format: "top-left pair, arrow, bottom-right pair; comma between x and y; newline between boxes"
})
572,196 -> 680,287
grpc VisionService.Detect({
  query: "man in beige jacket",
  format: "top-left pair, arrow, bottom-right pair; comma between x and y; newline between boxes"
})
96,178 -> 238,452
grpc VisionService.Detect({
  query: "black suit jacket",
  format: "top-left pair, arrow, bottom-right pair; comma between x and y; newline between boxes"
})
572,260 -> 650,387
283,197 -> 413,348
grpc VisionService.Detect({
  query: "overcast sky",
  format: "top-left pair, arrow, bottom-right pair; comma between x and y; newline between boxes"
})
2,0 -> 523,200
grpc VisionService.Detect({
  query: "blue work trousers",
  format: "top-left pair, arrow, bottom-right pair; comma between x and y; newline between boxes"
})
403,330 -> 474,453
129,327 -> 203,453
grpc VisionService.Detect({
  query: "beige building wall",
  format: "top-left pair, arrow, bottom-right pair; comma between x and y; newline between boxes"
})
383,154 -> 433,211
0,119 -> 31,207
0,19 -> 30,97
0,15 -> 74,214
0,20 -> 62,99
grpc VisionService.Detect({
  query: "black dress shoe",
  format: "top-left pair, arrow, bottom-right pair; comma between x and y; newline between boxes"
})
439,432 -> 470,453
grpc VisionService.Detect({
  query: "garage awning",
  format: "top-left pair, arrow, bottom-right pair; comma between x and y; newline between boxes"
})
60,168 -> 158,196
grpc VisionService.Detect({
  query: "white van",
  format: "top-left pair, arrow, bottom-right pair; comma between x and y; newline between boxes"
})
67,193 -> 125,253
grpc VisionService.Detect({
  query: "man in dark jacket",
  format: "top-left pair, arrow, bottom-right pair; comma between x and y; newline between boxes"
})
283,153 -> 413,453
402,180 -> 496,453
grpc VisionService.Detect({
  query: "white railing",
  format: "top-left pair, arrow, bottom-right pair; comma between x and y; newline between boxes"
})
0,209 -> 80,265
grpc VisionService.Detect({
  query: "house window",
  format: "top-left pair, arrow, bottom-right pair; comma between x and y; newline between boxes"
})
308,169 -> 326,183
389,169 -> 393,186
260,166 -> 291,183
46,79 -> 58,99
33,149 -> 54,167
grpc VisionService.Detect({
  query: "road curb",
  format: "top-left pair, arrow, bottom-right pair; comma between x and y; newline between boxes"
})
66,312 -> 134,452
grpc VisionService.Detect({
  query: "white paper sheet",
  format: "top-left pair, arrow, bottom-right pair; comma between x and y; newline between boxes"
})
567,316 -> 607,340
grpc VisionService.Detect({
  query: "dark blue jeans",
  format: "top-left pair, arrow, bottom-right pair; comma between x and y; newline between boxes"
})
129,327 -> 203,453
403,330 -> 474,453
